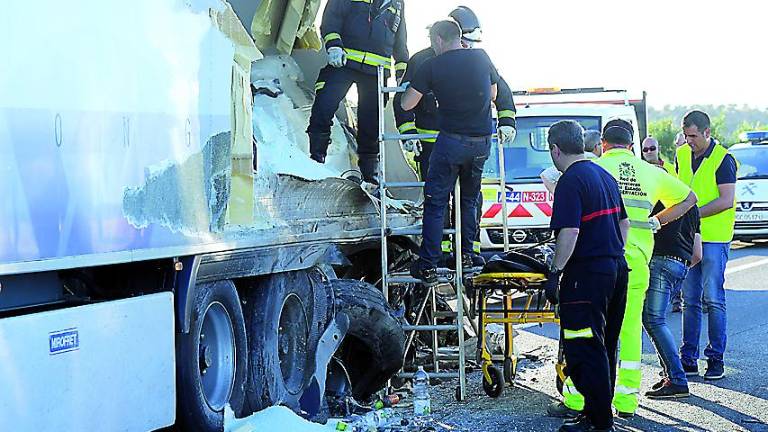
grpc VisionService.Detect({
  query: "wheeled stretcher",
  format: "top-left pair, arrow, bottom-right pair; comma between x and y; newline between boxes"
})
468,249 -> 566,397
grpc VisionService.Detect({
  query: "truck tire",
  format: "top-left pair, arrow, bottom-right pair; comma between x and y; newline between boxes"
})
176,280 -> 248,432
244,270 -> 332,412
331,279 -> 406,401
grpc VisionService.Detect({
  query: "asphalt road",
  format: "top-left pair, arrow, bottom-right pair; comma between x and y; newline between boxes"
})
427,240 -> 768,432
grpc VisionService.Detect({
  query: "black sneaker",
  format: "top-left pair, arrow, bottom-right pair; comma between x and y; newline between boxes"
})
547,401 -> 580,419
615,410 -> 634,419
704,361 -> 725,380
651,377 -> 667,391
683,362 -> 699,377
410,261 -> 438,286
645,379 -> 689,399
559,416 -> 615,432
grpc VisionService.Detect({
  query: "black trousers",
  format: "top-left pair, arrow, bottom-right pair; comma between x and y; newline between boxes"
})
560,256 -> 629,429
307,66 -> 385,159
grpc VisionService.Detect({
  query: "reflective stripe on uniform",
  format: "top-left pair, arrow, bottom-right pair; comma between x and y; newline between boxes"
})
417,127 -> 438,143
563,328 -> 594,339
441,240 -> 453,253
623,198 -> 654,210
346,48 -> 392,69
395,62 -> 407,71
498,110 -> 516,119
629,220 -> 653,230
615,385 -> 640,395
315,82 -> 325,91
323,32 -> 341,44
398,122 -> 416,133
620,360 -> 642,370
473,241 -> 481,254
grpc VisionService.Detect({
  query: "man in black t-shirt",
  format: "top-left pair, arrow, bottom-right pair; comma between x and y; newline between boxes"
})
642,204 -> 701,399
400,20 -> 497,283
544,120 -> 629,432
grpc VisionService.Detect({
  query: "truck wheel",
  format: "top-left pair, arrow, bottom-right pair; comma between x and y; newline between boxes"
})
245,270 -> 332,412
331,279 -> 406,401
177,280 -> 248,432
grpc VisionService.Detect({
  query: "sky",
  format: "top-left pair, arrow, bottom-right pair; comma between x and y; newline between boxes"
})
319,0 -> 767,109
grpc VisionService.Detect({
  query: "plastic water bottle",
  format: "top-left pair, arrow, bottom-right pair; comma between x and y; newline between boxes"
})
412,366 -> 431,417
347,408 -> 398,431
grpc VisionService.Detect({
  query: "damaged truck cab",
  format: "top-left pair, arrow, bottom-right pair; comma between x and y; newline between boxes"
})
0,1 -> 418,430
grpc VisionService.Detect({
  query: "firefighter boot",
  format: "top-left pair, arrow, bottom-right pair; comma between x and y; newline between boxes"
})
358,154 -> 380,185
308,132 -> 331,163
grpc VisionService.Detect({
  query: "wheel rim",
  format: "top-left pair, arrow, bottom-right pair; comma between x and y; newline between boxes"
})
199,301 -> 236,411
279,293 -> 310,395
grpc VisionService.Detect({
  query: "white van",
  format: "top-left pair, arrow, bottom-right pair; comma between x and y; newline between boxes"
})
480,88 -> 646,250
730,136 -> 768,241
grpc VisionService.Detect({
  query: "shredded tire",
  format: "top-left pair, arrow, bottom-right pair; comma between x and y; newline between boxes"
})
331,279 -> 406,401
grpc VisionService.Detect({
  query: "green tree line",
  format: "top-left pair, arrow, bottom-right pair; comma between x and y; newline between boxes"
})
648,105 -> 768,161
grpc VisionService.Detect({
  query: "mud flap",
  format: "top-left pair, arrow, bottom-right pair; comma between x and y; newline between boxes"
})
298,312 -> 350,418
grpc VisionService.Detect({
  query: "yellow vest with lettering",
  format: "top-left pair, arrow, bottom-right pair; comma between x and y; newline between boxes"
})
596,149 -> 658,263
676,144 -> 736,243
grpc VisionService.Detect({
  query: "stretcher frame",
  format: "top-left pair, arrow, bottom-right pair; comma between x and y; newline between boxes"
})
470,271 -> 565,397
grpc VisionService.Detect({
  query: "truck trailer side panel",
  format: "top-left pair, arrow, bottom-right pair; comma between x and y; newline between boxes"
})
0,293 -> 176,431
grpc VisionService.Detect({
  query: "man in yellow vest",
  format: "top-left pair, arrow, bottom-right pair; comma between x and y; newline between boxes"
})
549,119 -> 697,419
677,110 -> 737,380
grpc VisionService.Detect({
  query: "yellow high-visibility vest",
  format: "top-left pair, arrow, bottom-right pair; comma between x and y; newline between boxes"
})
676,144 -> 737,243
596,149 -> 691,263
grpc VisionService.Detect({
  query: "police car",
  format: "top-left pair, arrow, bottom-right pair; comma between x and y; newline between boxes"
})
731,131 -> 768,241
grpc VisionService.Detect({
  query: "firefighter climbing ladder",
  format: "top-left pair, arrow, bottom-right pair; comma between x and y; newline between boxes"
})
375,66 -> 468,401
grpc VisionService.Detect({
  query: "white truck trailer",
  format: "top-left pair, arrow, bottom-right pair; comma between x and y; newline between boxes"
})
0,1 -> 420,430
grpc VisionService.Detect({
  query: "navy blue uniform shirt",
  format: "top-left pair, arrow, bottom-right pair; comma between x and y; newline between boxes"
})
410,48 -> 499,136
550,160 -> 627,259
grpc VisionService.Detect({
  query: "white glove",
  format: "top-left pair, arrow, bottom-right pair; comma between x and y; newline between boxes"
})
498,125 -> 517,145
327,47 -> 346,68
649,216 -> 661,233
540,166 -> 561,195
402,139 -> 421,157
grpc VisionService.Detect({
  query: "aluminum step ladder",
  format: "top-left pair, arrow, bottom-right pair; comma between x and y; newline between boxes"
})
375,66 -> 468,401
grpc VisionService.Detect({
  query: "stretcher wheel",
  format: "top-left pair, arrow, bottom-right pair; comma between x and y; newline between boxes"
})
503,357 -> 516,384
454,386 -> 464,402
482,366 -> 504,398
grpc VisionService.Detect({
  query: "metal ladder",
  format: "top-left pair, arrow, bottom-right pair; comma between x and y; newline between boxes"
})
375,66 -> 468,400
479,118 -> 511,252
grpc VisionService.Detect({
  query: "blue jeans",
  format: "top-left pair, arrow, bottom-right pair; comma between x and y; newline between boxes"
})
681,242 -> 729,365
419,133 -> 491,267
643,256 -> 689,386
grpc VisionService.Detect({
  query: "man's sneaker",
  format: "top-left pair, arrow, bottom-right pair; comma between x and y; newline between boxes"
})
547,401 -> 580,419
683,362 -> 699,377
645,379 -> 690,399
651,377 -> 667,391
704,361 -> 725,380
410,261 -> 438,286
559,416 -> 615,432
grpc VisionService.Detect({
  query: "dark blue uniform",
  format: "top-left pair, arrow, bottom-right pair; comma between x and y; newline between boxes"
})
550,160 -> 629,430
307,0 -> 408,182
411,49 -> 497,268
393,47 -> 517,178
